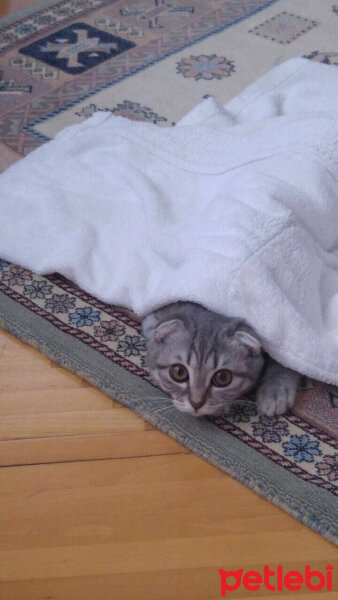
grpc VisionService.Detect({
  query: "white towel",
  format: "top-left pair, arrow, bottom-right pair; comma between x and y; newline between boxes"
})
1,58 -> 338,384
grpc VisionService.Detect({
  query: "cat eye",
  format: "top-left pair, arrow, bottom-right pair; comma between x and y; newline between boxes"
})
169,364 -> 189,383
211,369 -> 232,387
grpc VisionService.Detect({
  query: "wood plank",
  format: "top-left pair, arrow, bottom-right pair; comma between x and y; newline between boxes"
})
0,573 -> 335,600
0,387 -> 120,415
1,537 -> 333,580
0,455 -> 335,588
0,0 -> 41,18
0,429 -> 189,466
0,142 -> 21,170
0,454 -> 329,549
0,360 -> 91,393
0,407 -> 147,440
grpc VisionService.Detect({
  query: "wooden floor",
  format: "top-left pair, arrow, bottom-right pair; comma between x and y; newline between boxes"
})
0,0 -> 41,17
0,1 -> 336,598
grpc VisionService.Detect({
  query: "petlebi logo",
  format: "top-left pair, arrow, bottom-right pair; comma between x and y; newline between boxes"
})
219,564 -> 334,596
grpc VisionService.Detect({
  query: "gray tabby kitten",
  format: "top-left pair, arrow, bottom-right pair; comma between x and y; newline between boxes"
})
142,302 -> 299,417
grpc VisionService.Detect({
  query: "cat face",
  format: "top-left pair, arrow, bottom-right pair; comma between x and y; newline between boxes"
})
142,309 -> 265,417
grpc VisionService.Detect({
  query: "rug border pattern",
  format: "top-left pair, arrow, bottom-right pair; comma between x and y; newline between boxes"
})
0,280 -> 146,379
212,418 -> 337,495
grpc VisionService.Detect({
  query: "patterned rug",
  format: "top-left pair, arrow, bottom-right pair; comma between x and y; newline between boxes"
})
0,0 -> 337,544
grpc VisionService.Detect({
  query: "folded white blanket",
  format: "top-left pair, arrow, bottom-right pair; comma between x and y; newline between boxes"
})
1,58 -> 338,384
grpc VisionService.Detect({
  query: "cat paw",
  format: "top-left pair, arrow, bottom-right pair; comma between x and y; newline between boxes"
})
256,382 -> 295,417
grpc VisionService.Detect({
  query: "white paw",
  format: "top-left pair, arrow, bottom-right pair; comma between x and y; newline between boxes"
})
256,382 -> 295,417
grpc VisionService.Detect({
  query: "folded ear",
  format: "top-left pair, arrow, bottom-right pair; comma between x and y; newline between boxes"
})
233,328 -> 262,356
142,315 -> 186,344
154,319 -> 185,343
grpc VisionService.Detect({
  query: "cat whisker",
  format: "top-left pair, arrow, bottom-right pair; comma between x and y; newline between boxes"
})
232,397 -> 257,405
146,403 -> 174,416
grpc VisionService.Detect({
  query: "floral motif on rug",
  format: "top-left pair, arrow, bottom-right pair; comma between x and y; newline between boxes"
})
75,99 -> 168,123
305,50 -> 338,66
176,54 -> 235,80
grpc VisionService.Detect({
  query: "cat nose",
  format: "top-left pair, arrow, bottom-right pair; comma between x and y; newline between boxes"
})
189,395 -> 207,411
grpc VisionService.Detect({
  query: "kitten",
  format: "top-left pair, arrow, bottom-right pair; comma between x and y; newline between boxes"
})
142,301 -> 299,417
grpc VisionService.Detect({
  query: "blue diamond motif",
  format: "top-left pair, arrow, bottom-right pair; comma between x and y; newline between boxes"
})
19,22 -> 136,75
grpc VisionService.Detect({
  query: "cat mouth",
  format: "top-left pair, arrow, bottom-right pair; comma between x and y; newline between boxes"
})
173,401 -> 225,417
